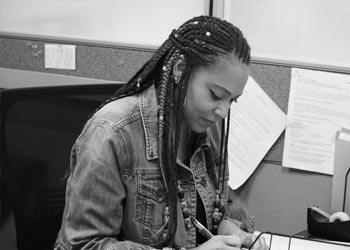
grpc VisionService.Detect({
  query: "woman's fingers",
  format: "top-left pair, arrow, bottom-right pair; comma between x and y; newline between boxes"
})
221,235 -> 242,247
250,235 -> 268,250
196,235 -> 242,250
242,233 -> 253,247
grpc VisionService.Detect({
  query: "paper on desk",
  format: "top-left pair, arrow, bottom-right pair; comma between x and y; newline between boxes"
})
228,76 -> 286,190
283,68 -> 350,175
289,237 -> 350,250
262,233 -> 350,250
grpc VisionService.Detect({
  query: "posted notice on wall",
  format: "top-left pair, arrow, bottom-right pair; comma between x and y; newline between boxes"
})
228,76 -> 286,190
283,68 -> 350,175
45,44 -> 76,70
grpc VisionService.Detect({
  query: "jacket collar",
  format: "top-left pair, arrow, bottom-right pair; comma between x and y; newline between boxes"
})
139,85 -> 159,160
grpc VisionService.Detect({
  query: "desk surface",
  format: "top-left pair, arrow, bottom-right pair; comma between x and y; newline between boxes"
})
294,229 -> 350,245
0,67 -> 119,89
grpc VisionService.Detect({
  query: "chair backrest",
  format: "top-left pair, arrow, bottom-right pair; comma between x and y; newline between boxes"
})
0,84 -> 121,250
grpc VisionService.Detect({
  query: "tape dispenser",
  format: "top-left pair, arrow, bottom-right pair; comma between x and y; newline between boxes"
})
307,206 -> 350,242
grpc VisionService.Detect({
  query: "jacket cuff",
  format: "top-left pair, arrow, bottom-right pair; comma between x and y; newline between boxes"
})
223,205 -> 255,233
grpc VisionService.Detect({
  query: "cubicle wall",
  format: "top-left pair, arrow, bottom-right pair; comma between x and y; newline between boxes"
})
0,32 -> 347,235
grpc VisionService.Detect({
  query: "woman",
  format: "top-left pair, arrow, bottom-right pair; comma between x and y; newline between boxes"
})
55,15 -> 267,250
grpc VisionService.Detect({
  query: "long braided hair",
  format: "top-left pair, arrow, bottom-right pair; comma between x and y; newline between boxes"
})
99,15 -> 250,246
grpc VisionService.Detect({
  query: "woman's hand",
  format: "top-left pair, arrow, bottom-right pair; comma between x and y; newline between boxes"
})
217,219 -> 268,250
194,235 -> 242,250
244,233 -> 268,250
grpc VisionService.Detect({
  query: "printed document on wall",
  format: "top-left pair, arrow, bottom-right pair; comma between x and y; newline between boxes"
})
228,76 -> 286,190
283,68 -> 350,175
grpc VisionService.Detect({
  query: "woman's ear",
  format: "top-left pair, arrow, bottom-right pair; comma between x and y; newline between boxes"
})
173,55 -> 186,84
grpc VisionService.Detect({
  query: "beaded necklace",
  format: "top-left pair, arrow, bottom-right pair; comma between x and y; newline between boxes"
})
175,130 -> 227,235
161,116 -> 229,241
177,181 -> 224,234
161,158 -> 225,239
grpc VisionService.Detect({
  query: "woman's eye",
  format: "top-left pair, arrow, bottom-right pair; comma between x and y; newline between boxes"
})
210,90 -> 221,100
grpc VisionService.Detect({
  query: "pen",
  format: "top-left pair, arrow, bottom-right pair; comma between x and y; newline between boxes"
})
190,216 -> 214,239
191,217 -> 251,250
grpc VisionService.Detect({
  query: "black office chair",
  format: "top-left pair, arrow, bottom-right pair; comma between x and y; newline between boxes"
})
0,83 -> 121,250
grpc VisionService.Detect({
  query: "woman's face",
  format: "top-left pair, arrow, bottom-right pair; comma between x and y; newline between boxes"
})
183,59 -> 249,133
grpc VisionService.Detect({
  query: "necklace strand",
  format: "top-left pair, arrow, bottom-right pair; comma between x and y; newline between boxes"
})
177,180 -> 192,229
176,180 -> 224,234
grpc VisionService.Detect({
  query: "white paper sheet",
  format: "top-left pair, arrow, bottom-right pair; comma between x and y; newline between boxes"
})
283,68 -> 350,175
228,76 -> 286,190
289,238 -> 350,250
45,44 -> 76,70
248,232 -> 350,250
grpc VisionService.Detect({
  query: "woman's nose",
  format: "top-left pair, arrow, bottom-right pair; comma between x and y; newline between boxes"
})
214,103 -> 230,119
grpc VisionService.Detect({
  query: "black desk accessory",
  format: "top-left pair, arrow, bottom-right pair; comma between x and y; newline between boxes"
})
307,206 -> 350,242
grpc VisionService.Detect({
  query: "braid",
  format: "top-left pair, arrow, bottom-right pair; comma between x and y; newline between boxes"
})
157,50 -> 182,246
95,15 -> 250,247
218,119 -> 226,188
221,110 -> 231,193
170,15 -> 251,66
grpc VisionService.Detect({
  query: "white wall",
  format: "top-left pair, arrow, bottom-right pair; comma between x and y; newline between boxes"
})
219,0 -> 350,72
0,0 -> 208,48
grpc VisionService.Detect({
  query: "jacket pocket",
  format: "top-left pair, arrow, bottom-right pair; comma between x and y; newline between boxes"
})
136,169 -> 167,230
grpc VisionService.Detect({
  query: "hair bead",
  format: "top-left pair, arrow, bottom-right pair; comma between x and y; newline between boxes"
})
136,78 -> 141,88
184,217 -> 192,229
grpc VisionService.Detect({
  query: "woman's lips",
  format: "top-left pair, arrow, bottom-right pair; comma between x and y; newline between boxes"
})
201,118 -> 216,127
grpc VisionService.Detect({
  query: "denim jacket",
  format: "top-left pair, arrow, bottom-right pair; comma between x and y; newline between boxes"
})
54,85 -> 254,250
